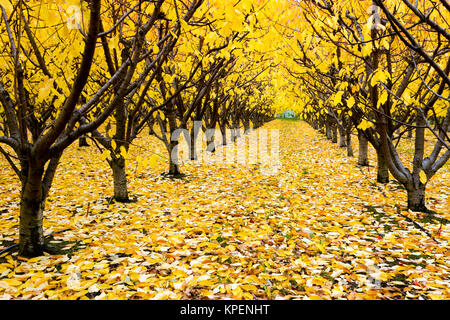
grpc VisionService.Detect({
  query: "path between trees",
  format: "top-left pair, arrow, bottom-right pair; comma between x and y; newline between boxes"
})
0,120 -> 448,299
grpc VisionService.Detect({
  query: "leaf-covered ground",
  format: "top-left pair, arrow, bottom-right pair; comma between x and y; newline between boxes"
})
0,120 -> 448,300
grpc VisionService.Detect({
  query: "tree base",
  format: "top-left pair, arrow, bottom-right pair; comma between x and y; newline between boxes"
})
18,245 -> 44,258
377,171 -> 389,183
18,242 -> 60,258
162,171 -> 186,180
114,196 -> 131,203
407,189 -> 429,214
408,205 -> 431,214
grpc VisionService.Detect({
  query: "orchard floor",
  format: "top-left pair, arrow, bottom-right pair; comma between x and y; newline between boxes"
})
0,120 -> 448,300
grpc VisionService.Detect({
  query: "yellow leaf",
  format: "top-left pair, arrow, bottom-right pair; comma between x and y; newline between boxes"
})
2,278 -> 22,286
120,146 -> 127,158
379,91 -> 389,105
111,140 -> 117,151
333,91 -> 344,106
129,272 -> 140,283
347,96 -> 355,108
241,284 -> 258,291
419,170 -> 427,184
315,242 -> 325,253
231,285 -> 243,298
38,77 -> 54,103
361,44 -> 372,57
109,35 -> 120,51
357,120 -> 374,131
100,150 -> 111,161
242,292 -> 254,300
0,0 -> 13,15
70,289 -> 89,299
27,257 -> 42,263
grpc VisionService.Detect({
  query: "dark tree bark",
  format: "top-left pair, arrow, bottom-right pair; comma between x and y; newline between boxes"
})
19,165 -> 45,257
346,131 -> 353,157
406,183 -> 427,212
376,150 -> 390,183
220,124 -> 227,146
338,125 -> 346,147
331,123 -> 338,143
205,129 -> 216,153
243,119 -> 251,134
326,119 -> 332,140
168,140 -> 181,176
111,156 -> 129,202
78,135 -> 90,147
358,131 -> 369,166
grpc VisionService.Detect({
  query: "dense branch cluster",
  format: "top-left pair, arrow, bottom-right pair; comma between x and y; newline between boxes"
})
279,0 -> 449,214
0,0 -> 278,257
0,0 -> 448,260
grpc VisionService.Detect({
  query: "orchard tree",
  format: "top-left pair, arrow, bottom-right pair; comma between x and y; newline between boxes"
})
0,0 -> 102,257
283,0 -> 449,212
84,0 -> 205,201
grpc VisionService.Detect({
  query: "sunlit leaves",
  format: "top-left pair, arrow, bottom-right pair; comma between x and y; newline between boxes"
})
0,0 -> 13,15
370,69 -> 389,87
333,91 -> 344,107
347,96 -> 355,108
357,120 -> 374,130
37,77 -> 54,103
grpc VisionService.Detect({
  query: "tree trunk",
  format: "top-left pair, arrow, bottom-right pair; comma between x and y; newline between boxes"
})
312,121 -> 318,130
331,124 -> 338,143
189,137 -> 196,160
231,126 -> 238,143
376,150 -> 389,183
111,157 -> 129,202
220,125 -> 227,146
338,126 -> 346,147
206,132 -> 216,153
358,132 -> 369,166
326,121 -> 332,140
234,123 -> 241,139
189,126 -> 197,161
19,167 -> 45,257
243,120 -> 250,135
169,161 -> 180,176
346,131 -> 353,157
407,184 -> 427,212
189,122 -> 203,160
168,141 -> 181,176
